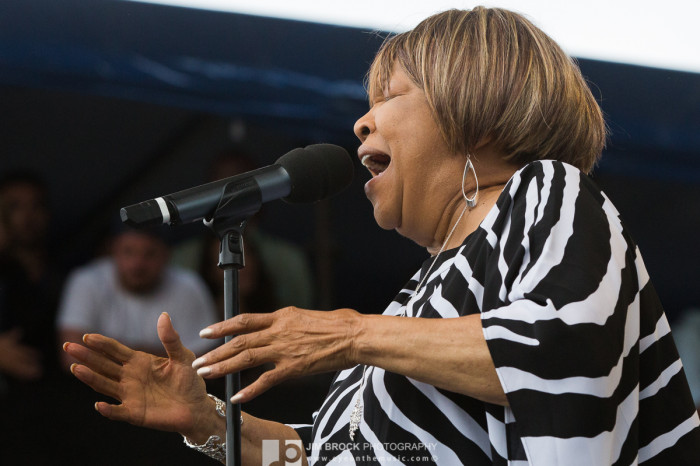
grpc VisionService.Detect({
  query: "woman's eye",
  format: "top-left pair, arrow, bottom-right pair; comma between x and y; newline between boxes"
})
371,93 -> 398,107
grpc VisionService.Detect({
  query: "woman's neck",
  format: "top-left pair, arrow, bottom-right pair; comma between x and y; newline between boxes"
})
426,183 -> 508,256
424,143 -> 523,256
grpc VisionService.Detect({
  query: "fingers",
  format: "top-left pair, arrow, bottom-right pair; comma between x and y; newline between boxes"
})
199,311 -> 280,339
193,331 -> 273,370
157,313 -> 195,364
231,368 -> 290,404
81,333 -> 135,364
63,341 -> 122,380
70,362 -> 122,401
94,402 -> 133,424
195,345 -> 276,379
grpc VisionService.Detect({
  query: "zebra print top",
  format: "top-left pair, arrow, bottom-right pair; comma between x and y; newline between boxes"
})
291,160 -> 700,465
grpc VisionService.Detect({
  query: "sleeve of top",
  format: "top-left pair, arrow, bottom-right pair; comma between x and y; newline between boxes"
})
479,161 -> 699,465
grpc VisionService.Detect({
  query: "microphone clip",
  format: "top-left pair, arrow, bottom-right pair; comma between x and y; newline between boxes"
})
202,177 -> 262,269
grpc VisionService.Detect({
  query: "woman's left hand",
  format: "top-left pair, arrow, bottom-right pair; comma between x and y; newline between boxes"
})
63,313 -> 221,438
193,307 -> 361,403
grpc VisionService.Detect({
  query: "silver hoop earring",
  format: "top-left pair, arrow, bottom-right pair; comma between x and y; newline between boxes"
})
462,156 -> 479,208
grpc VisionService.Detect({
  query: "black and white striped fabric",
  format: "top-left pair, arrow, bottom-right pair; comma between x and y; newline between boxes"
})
292,160 -> 700,465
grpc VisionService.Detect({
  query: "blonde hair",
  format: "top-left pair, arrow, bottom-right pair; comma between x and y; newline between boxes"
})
367,7 -> 606,173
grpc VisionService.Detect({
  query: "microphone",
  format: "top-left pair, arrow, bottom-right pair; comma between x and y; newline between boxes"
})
120,144 -> 354,227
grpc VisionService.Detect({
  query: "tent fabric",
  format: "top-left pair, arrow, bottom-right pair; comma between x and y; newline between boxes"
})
1,0 -> 699,173
0,0 -> 381,146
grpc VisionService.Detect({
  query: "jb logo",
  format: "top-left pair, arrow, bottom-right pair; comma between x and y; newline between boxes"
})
261,439 -> 303,466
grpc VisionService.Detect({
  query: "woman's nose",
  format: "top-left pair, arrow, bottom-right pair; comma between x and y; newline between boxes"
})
353,109 -> 374,142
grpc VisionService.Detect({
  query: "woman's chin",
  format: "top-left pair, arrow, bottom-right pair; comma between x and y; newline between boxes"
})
372,207 -> 400,232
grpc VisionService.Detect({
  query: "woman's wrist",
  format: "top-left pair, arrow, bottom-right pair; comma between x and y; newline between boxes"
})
346,310 -> 370,367
180,394 -> 227,444
348,313 -> 397,367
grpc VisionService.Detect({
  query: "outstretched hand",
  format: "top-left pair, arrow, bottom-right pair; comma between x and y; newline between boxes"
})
63,312 -> 213,437
193,307 -> 361,403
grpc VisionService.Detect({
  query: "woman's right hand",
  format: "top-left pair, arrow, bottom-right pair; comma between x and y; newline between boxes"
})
63,312 -> 219,439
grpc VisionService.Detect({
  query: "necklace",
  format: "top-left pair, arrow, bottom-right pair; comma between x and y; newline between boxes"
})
348,201 -> 471,440
348,156 -> 478,440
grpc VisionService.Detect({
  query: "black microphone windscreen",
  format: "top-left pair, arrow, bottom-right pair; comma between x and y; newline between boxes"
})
276,144 -> 354,203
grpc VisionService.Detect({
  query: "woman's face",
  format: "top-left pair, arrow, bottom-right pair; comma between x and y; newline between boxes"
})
354,63 -> 464,247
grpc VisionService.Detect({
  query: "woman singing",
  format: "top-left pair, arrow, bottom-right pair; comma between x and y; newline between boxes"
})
64,7 -> 700,465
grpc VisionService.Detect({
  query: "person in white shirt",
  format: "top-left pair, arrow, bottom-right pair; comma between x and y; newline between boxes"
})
58,226 -> 218,368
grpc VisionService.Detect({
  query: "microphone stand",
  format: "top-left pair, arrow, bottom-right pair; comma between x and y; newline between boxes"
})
204,180 -> 264,466
119,145 -> 353,464
215,224 -> 245,466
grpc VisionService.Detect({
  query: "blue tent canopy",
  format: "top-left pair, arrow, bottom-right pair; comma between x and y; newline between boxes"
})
1,0 -> 699,315
0,0 -> 380,145
2,0 -> 699,174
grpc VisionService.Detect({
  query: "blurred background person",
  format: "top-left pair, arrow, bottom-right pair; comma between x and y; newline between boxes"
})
0,171 -> 66,463
0,187 -> 43,386
0,172 -> 63,384
58,224 -> 219,363
55,223 -> 222,465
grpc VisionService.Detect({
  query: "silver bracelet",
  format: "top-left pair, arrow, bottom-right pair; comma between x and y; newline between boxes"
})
183,434 -> 226,462
208,393 -> 227,418
182,394 -> 243,462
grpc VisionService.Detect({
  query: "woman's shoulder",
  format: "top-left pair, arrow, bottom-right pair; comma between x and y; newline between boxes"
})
509,159 -> 585,185
481,159 -> 611,247
502,159 -> 604,206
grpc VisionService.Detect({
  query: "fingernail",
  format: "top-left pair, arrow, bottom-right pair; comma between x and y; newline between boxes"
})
199,328 -> 213,338
70,363 -> 78,374
82,334 -> 89,343
196,366 -> 211,377
230,393 -> 243,404
62,342 -> 69,351
192,357 -> 206,369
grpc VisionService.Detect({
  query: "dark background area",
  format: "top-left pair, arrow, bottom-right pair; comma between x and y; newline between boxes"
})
0,0 -> 699,462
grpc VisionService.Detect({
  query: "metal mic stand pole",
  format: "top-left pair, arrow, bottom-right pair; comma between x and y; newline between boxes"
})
204,178 -> 263,465
209,221 -> 247,466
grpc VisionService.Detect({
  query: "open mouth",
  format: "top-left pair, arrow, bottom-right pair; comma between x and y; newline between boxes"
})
361,153 -> 391,177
